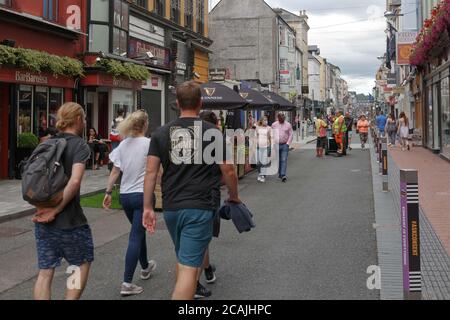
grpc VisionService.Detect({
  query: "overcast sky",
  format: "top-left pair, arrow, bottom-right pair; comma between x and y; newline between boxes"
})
209,0 -> 387,94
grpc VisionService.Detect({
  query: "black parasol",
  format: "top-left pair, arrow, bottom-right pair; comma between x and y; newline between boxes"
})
261,91 -> 297,111
238,89 -> 276,111
200,82 -> 247,110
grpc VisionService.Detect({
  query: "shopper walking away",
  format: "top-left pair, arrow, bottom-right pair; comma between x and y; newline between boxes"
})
398,112 -> 410,151
255,118 -> 272,182
271,113 -> 293,182
333,110 -> 347,156
103,110 -> 157,297
375,111 -> 387,137
386,114 -> 398,146
142,81 -> 241,300
315,115 -> 328,157
32,102 -> 93,300
344,112 -> 354,151
357,115 -> 370,149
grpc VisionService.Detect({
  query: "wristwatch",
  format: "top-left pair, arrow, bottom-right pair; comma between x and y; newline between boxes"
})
105,190 -> 113,196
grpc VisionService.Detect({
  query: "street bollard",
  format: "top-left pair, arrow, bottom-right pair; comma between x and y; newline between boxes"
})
381,138 -> 388,191
400,170 -> 421,300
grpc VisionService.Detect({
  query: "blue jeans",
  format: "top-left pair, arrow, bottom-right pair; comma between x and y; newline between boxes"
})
120,193 -> 149,283
278,143 -> 289,178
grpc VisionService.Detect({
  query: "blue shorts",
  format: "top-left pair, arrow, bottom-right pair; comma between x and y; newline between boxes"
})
35,223 -> 94,270
164,209 -> 214,268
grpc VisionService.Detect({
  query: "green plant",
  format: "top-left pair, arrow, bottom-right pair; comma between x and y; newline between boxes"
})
0,45 -> 84,77
18,132 -> 39,149
95,58 -> 149,81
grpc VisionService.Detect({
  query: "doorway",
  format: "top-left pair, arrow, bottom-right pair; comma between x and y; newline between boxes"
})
98,92 -> 109,139
141,89 -> 162,136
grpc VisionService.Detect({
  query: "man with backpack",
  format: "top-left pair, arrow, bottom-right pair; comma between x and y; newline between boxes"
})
29,102 -> 93,300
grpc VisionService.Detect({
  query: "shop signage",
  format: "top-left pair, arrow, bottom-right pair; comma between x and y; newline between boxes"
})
209,68 -> 227,81
129,38 -> 170,70
176,62 -> 186,76
15,72 -> 48,84
142,74 -> 163,91
81,73 -> 142,90
397,32 -> 417,66
0,68 -> 74,88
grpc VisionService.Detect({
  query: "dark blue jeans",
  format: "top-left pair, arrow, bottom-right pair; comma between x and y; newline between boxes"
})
278,143 -> 289,178
120,193 -> 149,283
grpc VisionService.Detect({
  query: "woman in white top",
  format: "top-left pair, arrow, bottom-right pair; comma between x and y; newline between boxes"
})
103,110 -> 156,296
256,117 -> 272,183
398,111 -> 410,151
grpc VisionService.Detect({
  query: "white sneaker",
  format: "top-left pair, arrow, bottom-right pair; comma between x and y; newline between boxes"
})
120,283 -> 144,296
257,175 -> 263,182
140,260 -> 157,280
260,176 -> 266,183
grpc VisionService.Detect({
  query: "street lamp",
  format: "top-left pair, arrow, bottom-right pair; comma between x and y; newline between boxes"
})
384,10 -> 404,20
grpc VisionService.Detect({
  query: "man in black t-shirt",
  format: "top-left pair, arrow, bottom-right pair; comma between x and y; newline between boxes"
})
32,102 -> 92,300
143,81 -> 241,300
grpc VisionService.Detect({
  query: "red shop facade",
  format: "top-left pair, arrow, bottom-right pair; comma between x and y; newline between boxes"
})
0,1 -> 86,179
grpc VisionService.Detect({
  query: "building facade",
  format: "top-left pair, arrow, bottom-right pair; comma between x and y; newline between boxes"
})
0,0 -> 212,180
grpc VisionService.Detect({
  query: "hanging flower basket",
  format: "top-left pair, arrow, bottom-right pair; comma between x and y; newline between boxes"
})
410,0 -> 450,66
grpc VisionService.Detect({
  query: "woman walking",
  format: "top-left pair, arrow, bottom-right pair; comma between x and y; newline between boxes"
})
256,117 -> 272,183
103,110 -> 157,296
398,112 -> 410,151
385,114 -> 398,147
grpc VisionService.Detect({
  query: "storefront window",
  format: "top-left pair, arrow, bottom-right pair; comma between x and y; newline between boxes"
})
49,88 -> 63,129
112,89 -> 134,122
18,85 -> 33,135
433,83 -> 440,150
0,0 -> 11,7
34,87 -> 48,138
441,76 -> 450,158
427,85 -> 433,149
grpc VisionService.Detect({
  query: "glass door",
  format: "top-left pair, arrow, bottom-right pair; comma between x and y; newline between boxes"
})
441,77 -> 450,158
17,85 -> 33,138
34,86 -> 49,139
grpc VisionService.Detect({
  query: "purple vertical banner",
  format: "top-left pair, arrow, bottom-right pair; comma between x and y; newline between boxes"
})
400,181 -> 409,293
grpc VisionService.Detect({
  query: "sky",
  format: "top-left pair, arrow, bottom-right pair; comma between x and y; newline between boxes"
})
209,0 -> 387,95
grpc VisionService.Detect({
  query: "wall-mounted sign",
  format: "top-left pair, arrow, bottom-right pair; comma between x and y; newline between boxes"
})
209,68 -> 227,81
142,74 -> 163,91
397,32 -> 417,66
129,37 -> 170,70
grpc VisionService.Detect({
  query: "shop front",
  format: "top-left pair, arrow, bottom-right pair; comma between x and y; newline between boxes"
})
140,74 -> 165,135
424,60 -> 450,159
81,73 -> 142,139
0,68 -> 75,179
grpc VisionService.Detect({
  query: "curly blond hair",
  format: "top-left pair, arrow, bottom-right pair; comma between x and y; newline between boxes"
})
117,109 -> 149,137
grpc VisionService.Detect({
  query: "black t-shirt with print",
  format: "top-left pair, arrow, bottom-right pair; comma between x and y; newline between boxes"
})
45,133 -> 91,230
148,117 -> 226,211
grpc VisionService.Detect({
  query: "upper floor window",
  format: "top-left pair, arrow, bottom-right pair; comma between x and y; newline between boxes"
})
43,0 -> 58,21
155,0 -> 165,16
130,0 -> 147,8
113,0 -> 129,56
114,0 -> 129,30
170,0 -> 180,24
0,0 -> 11,7
185,0 -> 193,29
196,0 -> 204,35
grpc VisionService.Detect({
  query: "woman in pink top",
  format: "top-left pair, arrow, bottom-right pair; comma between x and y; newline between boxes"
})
256,118 -> 272,183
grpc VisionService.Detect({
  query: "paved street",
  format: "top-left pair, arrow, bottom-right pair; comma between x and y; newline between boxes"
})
0,146 -> 379,300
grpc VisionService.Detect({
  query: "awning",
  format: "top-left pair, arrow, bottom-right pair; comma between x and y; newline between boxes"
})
239,89 -> 276,111
261,91 -> 297,111
200,82 -> 247,110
